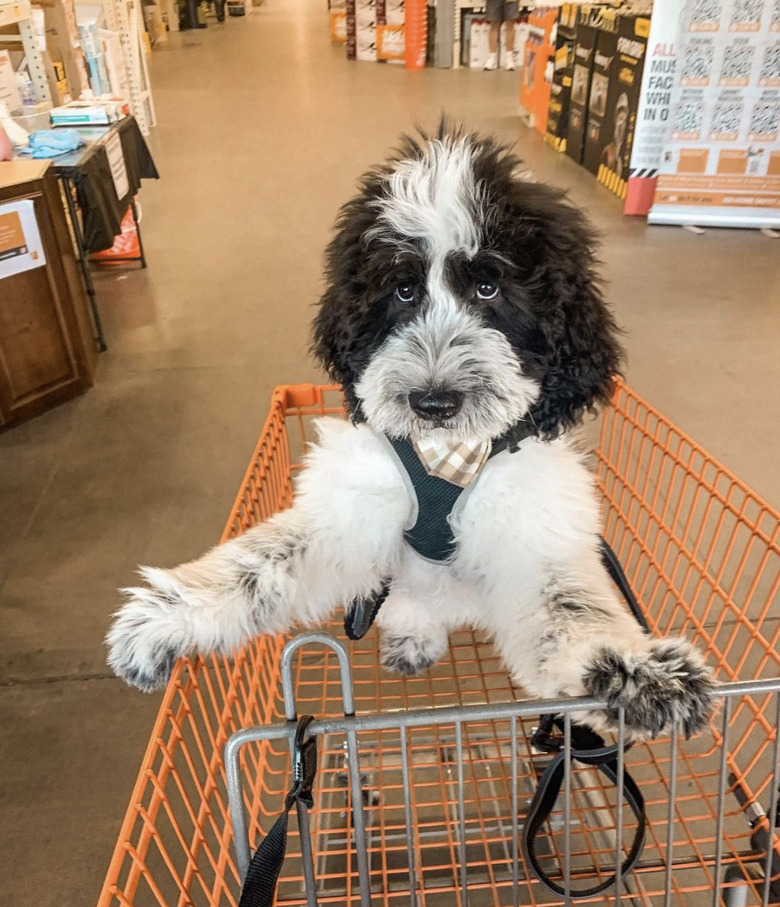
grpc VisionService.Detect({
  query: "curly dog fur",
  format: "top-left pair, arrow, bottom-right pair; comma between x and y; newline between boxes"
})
107,125 -> 714,740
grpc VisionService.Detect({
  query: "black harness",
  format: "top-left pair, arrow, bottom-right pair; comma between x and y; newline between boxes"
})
345,421 -> 536,639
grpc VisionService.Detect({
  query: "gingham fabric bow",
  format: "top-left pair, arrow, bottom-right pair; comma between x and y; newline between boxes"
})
411,437 -> 492,488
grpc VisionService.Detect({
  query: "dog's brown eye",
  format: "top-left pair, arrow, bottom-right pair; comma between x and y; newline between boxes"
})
395,282 -> 416,304
476,281 -> 499,301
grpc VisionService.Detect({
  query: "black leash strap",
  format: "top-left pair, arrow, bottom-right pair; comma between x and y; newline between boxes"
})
522,718 -> 646,897
522,538 -> 649,897
239,716 -> 318,907
599,538 -> 650,633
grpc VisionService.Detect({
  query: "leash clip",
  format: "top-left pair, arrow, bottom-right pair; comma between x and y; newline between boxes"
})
286,715 -> 317,810
531,714 -> 563,754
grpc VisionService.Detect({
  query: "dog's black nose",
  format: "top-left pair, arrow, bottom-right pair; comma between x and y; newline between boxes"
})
408,390 -> 464,421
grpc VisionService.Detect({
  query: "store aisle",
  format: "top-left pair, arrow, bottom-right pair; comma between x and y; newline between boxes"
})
0,1 -> 778,904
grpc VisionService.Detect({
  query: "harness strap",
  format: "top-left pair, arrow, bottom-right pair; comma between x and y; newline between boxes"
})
238,716 -> 317,907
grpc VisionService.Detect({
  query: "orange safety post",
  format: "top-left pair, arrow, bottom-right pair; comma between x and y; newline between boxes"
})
404,0 -> 426,70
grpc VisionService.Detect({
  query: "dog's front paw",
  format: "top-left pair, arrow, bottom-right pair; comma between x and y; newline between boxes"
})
583,638 -> 716,740
381,630 -> 447,677
106,568 -> 190,692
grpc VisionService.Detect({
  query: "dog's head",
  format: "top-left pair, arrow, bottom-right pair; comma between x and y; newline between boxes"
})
313,126 -> 622,443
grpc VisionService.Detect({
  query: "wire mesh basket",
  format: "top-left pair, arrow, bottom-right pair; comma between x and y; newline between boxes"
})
97,382 -> 780,907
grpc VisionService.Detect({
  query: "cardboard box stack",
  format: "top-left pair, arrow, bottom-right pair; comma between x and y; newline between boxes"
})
100,28 -> 130,99
519,7 -> 558,136
565,7 -> 601,165
582,9 -> 619,175
330,0 -> 347,43
40,0 -> 90,103
346,0 -> 405,63
593,13 -> 650,196
545,2 -> 577,151
377,0 -> 404,62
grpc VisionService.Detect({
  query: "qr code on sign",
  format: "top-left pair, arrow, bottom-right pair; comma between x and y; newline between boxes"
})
760,43 -> 780,81
674,100 -> 704,134
690,0 -> 721,26
721,43 -> 755,80
682,41 -> 714,80
711,100 -> 743,134
749,100 -> 779,135
730,0 -> 764,27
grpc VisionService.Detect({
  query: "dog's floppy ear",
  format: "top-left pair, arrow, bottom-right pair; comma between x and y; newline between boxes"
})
311,178 -> 388,420
504,182 -> 623,438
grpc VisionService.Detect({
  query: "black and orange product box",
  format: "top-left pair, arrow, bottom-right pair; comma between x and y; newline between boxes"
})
519,7 -> 559,136
585,13 -> 650,182
566,19 -> 598,164
545,4 -> 577,150
581,11 -> 620,175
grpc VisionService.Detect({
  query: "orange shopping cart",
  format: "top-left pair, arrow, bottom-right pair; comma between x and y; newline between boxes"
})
97,382 -> 780,907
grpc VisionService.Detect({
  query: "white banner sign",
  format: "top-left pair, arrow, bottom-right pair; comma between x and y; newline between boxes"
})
0,200 -> 47,282
649,0 -> 780,228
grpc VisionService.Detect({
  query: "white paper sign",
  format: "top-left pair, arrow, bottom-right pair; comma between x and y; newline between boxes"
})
0,50 -> 22,114
0,199 -> 47,281
105,133 -> 130,201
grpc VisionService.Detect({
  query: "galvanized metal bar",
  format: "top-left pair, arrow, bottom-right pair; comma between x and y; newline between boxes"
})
399,726 -> 418,907
563,712 -> 572,906
225,732 -> 253,881
455,721 -> 469,907
761,693 -> 780,907
230,677 -> 780,747
711,697 -> 733,907
281,632 -> 356,720
615,709 -> 625,906
345,727 -> 373,907
296,803 -> 320,907
663,723 -> 679,907
510,716 -> 519,907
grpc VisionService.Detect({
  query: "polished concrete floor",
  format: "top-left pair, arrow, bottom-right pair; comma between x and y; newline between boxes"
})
1,1 -> 779,904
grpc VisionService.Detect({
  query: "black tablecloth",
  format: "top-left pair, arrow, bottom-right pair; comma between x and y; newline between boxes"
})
59,117 -> 159,252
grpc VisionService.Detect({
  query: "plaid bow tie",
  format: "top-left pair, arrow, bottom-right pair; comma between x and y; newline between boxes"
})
411,437 -> 492,488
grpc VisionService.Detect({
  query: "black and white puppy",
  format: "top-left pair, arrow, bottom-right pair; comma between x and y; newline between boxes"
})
107,127 -> 714,740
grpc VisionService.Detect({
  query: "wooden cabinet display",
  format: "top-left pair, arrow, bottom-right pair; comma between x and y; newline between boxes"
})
0,161 -> 97,430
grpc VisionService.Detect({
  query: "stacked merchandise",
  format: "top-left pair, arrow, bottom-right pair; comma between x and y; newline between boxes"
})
564,5 -> 605,166
330,0 -> 347,43
78,13 -> 111,95
36,0 -> 133,105
39,0 -> 91,104
100,27 -> 130,98
534,3 -> 650,201
519,7 -> 558,135
545,2 -> 577,150
377,0 -> 404,62
582,9 -> 620,174
49,95 -> 129,123
344,0 -> 404,62
587,11 -> 650,199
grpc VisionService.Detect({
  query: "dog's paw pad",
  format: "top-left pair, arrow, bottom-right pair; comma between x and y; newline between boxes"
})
381,634 -> 443,677
584,639 -> 716,739
106,577 -> 187,691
